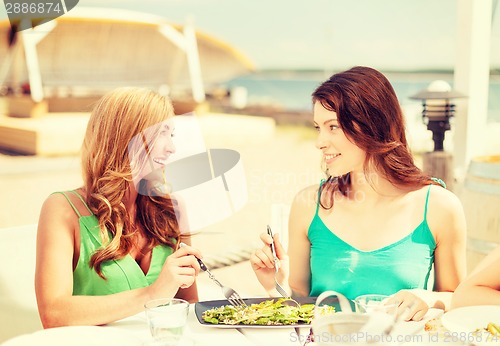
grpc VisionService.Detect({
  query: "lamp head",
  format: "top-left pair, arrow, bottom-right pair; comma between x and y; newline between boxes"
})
409,81 -> 467,152
409,80 -> 466,101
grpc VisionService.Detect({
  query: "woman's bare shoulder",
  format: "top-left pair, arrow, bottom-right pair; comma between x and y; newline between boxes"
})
425,184 -> 464,214
289,183 -> 322,230
41,191 -> 75,211
39,192 -> 81,229
424,184 -> 466,240
292,184 -> 321,208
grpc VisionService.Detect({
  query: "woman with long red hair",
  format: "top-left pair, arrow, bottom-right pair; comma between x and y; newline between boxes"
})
251,66 -> 467,321
35,87 -> 201,328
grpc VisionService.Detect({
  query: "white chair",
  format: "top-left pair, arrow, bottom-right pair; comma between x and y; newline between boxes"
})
0,224 -> 43,343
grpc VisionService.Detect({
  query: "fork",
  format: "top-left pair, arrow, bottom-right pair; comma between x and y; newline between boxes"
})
267,225 -> 295,300
179,243 -> 247,307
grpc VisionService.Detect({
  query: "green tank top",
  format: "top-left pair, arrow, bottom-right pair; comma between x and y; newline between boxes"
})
54,191 -> 174,296
308,184 -> 436,301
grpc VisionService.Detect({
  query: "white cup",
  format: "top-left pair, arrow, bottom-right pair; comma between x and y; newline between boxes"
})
312,291 -> 396,346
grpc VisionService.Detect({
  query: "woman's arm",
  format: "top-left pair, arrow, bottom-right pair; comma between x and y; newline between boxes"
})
407,187 -> 467,313
288,185 -> 318,297
175,196 -> 199,303
170,228 -> 199,304
35,194 -> 201,328
452,246 -> 500,308
390,187 -> 467,321
249,185 -> 316,297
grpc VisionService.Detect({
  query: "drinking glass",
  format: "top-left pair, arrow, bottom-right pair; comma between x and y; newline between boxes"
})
144,298 -> 189,346
353,294 -> 398,317
312,290 -> 378,346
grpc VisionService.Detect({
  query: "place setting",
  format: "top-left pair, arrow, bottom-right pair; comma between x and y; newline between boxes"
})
439,305 -> 500,346
185,226 -> 436,345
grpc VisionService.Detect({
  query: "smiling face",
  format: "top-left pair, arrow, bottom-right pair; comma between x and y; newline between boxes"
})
148,118 -> 176,170
313,101 -> 366,177
129,118 -> 175,186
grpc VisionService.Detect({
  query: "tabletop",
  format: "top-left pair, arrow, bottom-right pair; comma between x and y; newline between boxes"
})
1,305 -> 497,346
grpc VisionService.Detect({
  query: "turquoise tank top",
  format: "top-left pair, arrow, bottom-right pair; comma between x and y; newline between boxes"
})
55,191 -> 174,296
308,184 -> 436,301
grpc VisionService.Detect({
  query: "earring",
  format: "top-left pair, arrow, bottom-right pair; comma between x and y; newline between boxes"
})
320,158 -> 328,177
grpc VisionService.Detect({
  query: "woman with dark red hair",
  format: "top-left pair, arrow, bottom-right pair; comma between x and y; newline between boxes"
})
251,66 -> 467,321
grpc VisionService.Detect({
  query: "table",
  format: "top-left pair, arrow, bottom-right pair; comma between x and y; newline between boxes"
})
108,304 -> 450,346
0,306 -> 472,346
109,304 -> 312,345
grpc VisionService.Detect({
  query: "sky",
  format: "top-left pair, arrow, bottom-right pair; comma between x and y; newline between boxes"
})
1,0 -> 499,71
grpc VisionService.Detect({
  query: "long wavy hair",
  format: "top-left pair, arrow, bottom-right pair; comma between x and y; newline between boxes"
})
312,66 -> 441,209
81,87 -> 180,278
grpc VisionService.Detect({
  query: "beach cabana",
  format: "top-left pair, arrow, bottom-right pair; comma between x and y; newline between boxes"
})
0,7 -> 254,154
0,7 -> 255,115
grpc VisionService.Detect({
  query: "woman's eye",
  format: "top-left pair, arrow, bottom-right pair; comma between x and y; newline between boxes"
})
330,125 -> 338,131
170,132 -> 175,138
314,126 -> 320,132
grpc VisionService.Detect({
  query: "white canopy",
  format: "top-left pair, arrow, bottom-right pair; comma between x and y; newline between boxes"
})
0,7 -> 255,103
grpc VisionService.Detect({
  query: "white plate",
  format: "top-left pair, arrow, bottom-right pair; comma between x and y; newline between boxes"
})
441,306 -> 500,345
2,326 -> 143,346
195,297 -> 340,328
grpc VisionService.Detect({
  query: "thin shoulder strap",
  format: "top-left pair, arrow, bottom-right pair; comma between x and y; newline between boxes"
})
430,177 -> 447,189
423,184 -> 432,220
51,191 -> 82,218
67,190 -> 93,214
315,179 -> 325,214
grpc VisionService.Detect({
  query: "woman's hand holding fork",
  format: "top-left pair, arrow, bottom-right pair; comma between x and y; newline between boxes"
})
250,232 -> 291,297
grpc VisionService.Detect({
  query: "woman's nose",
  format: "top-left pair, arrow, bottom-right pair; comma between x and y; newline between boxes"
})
315,131 -> 327,150
166,138 -> 176,155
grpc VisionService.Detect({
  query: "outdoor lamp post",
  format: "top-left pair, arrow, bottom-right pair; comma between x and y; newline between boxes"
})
410,80 -> 466,151
409,80 -> 466,191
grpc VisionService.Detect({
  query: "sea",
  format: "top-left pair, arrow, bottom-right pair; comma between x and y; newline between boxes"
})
222,70 -> 500,124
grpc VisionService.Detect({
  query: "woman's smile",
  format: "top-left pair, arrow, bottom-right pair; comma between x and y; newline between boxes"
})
152,157 -> 169,166
324,153 -> 341,164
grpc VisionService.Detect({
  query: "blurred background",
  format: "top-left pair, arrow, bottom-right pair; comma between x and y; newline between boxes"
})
0,0 -> 498,221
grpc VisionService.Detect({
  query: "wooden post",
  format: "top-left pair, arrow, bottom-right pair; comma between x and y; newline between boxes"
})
184,17 -> 206,104
423,151 -> 454,191
21,22 -> 55,103
453,0 -> 492,183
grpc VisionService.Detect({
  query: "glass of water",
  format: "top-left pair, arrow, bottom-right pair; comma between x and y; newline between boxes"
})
144,298 -> 189,346
354,294 -> 398,318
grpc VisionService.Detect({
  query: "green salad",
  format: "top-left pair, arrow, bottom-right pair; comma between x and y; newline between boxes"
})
487,322 -> 500,336
202,298 -> 335,326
